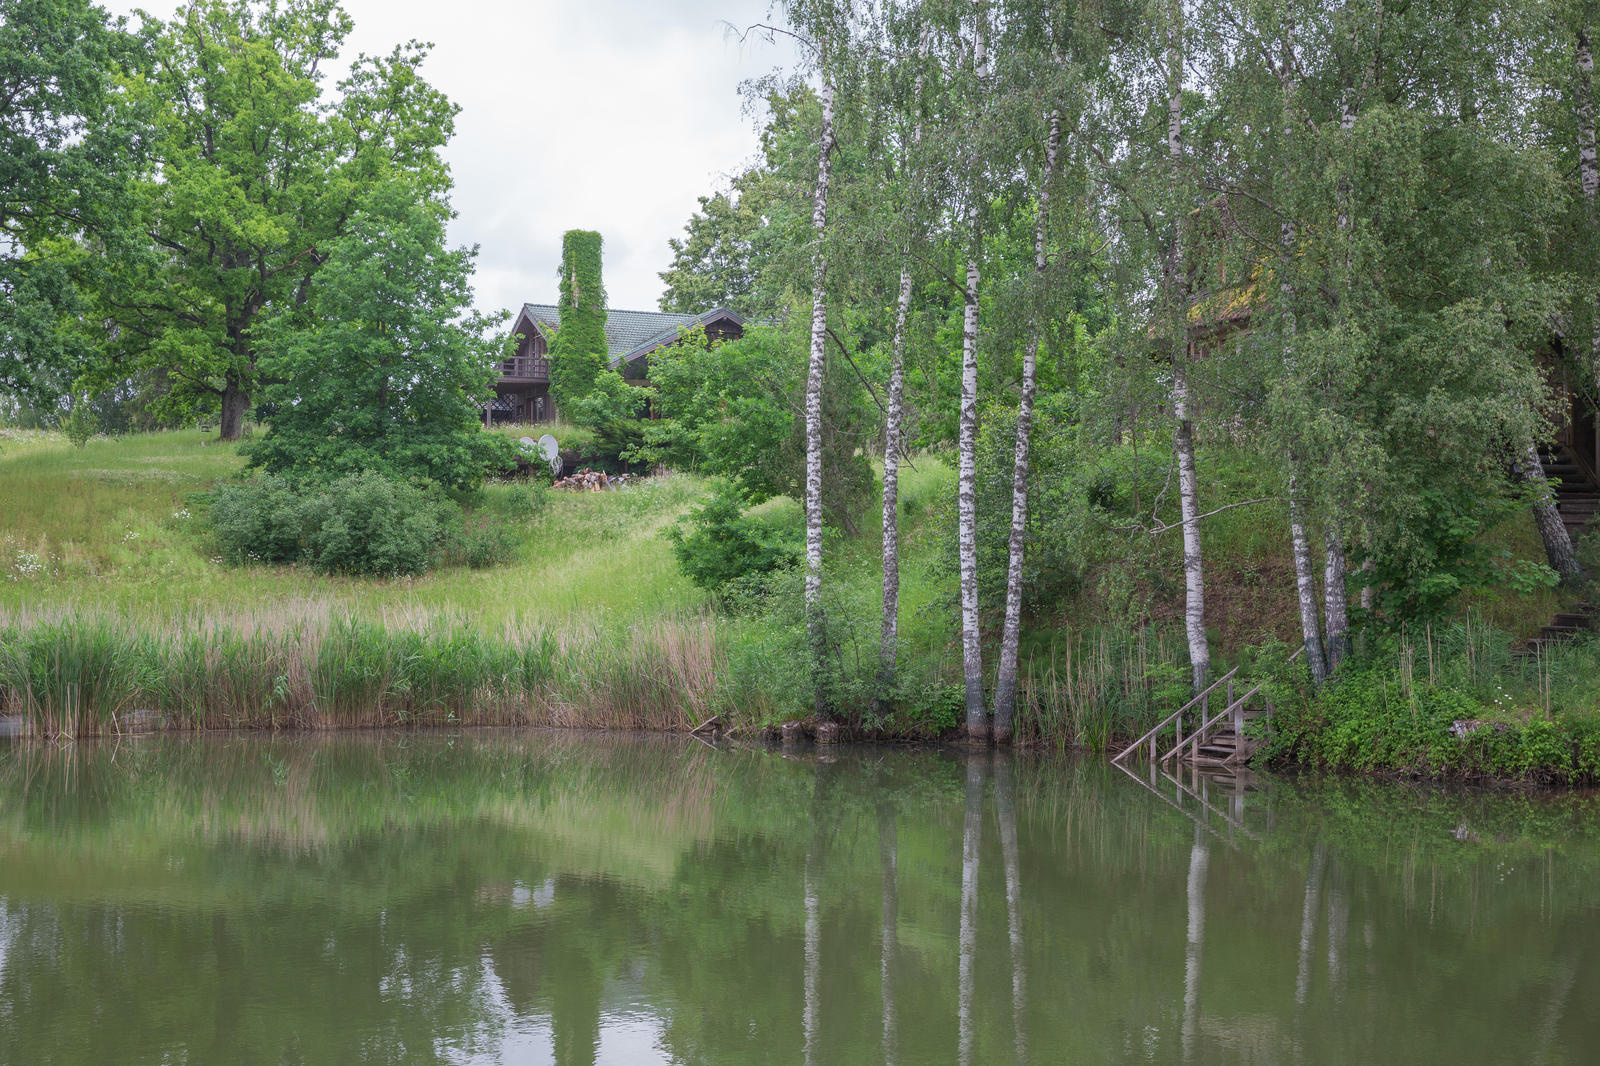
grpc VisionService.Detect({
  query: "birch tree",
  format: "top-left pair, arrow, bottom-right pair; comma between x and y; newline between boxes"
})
880,21 -> 930,710
994,106 -> 1062,742
958,0 -> 992,739
1165,0 -> 1211,692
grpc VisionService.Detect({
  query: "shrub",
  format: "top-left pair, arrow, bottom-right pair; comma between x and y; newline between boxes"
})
668,482 -> 800,595
62,399 -> 97,449
299,472 -> 450,578
210,476 -> 306,563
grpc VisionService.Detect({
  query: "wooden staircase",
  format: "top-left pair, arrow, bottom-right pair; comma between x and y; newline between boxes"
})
1189,706 -> 1269,767
1112,651 -> 1298,769
1516,447 -> 1600,657
1540,445 -> 1600,544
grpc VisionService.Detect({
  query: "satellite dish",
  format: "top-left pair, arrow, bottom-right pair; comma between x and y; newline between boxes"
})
518,436 -> 538,452
537,434 -> 562,477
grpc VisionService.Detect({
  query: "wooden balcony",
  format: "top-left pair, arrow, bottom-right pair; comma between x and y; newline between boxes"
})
499,355 -> 549,383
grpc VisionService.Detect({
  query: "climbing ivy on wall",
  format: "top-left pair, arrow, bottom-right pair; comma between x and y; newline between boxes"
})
548,230 -> 608,415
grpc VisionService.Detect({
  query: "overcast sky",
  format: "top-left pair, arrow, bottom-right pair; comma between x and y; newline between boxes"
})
104,0 -> 797,316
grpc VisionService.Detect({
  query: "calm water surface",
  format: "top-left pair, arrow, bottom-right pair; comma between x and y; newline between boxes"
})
0,731 -> 1595,1065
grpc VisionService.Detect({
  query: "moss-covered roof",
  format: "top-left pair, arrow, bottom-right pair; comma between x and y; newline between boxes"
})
516,304 -> 743,367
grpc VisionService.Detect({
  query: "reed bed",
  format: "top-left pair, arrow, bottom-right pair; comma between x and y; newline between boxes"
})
0,606 -> 726,738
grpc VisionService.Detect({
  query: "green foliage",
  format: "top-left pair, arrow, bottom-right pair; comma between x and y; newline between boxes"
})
210,476 -> 307,564
548,230 -> 608,416
562,369 -> 647,470
668,481 -> 801,596
248,179 -> 514,491
298,473 -> 453,578
1257,621 -> 1600,783
0,0 -> 143,402
61,399 -> 97,450
645,324 -> 873,530
90,0 -> 459,436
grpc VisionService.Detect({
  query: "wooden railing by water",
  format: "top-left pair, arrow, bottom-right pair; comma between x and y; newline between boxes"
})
1110,665 -> 1239,767
1112,647 -> 1303,768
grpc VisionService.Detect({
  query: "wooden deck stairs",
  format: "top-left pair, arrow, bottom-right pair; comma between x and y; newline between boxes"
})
1111,651 -> 1299,770
1515,446 -> 1600,658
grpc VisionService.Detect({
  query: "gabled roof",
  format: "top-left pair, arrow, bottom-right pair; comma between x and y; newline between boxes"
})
514,304 -> 744,367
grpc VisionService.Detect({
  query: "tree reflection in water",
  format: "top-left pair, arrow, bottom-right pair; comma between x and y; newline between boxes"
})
0,733 -> 1597,1065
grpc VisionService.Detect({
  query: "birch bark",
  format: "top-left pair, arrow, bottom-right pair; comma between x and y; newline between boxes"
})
1323,527 -> 1350,671
993,108 -> 1062,744
1290,474 -> 1329,683
880,31 -> 928,709
805,73 -> 836,719
959,5 -> 990,738
995,756 -> 1028,1065
1166,0 -> 1210,693
957,757 -> 984,1066
1517,444 -> 1583,583
878,802 -> 899,1066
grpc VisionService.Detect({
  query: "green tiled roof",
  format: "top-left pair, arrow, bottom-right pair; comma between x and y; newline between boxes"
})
517,304 -> 743,366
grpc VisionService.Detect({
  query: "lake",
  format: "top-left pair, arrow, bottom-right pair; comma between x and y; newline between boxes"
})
0,731 -> 1595,1064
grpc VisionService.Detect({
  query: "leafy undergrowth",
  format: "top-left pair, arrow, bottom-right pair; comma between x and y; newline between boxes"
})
1256,626 -> 1600,783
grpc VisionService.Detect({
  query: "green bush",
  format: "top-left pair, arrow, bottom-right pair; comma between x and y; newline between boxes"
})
446,515 -> 523,570
668,481 -> 800,596
210,476 -> 307,564
299,473 -> 450,578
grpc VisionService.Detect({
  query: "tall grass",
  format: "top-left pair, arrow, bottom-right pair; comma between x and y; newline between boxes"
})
0,607 -> 724,738
1014,627 -> 1191,753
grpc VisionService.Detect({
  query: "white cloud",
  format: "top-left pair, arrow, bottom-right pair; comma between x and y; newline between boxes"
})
103,0 -> 797,315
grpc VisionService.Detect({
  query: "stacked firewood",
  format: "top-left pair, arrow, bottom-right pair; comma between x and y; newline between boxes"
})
552,468 -> 634,491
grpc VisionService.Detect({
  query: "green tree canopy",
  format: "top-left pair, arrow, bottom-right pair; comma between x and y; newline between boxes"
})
246,178 -> 512,491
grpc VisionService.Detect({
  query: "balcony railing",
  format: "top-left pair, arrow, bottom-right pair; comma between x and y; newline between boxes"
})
499,355 -> 549,382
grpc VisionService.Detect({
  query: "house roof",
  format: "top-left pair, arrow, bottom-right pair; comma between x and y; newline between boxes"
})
515,304 -> 744,367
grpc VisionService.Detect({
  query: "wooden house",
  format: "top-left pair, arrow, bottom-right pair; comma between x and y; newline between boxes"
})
488,304 -> 745,424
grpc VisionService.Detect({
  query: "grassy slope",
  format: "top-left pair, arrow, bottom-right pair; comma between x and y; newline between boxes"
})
0,429 -> 705,627
0,429 -> 1575,759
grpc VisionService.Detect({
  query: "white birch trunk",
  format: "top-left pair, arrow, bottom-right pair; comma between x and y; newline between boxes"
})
805,75 -> 836,719
1173,366 -> 1210,691
1517,444 -> 1582,583
1579,27 -> 1600,403
1294,843 -> 1326,1006
1323,527 -> 1350,671
1166,0 -> 1210,693
880,32 -> 928,707
959,7 -> 989,739
1580,27 -> 1597,206
803,856 -> 820,1066
1181,827 -> 1209,1065
993,108 -> 1062,744
957,757 -> 984,1066
1290,472 -> 1329,684
995,756 -> 1028,1065
878,803 -> 899,1066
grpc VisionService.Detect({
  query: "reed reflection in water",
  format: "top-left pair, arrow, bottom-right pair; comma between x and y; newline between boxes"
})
0,731 -> 1596,1065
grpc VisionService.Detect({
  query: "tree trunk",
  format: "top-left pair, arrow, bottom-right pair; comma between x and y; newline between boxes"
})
1181,825 -> 1209,1065
802,853 -> 820,1066
957,756 -> 985,1066
1578,27 -> 1600,394
1294,842 -> 1326,1006
1166,0 -> 1209,694
959,9 -> 989,740
805,75 -> 836,719
1290,471 -> 1329,684
880,31 -> 929,712
1173,365 -> 1211,692
1517,443 -> 1583,583
1323,527 -> 1350,672
218,378 -> 249,442
878,802 -> 899,1066
994,108 -> 1062,745
1580,27 -> 1597,206
994,755 -> 1028,1065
